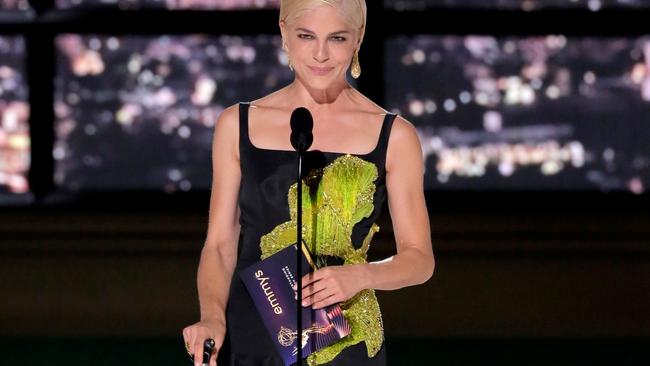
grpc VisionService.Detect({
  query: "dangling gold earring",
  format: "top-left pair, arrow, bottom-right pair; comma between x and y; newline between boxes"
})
351,49 -> 361,79
283,43 -> 294,72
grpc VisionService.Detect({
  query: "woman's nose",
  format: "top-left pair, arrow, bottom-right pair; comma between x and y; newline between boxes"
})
313,41 -> 329,62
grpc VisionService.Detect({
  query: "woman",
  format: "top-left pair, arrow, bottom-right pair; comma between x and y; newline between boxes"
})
182,1 -> 435,365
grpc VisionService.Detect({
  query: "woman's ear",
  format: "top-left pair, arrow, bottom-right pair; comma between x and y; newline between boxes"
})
279,20 -> 287,48
356,28 -> 365,49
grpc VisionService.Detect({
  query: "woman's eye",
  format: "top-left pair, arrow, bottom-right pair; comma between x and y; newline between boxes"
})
298,34 -> 313,39
331,36 -> 346,42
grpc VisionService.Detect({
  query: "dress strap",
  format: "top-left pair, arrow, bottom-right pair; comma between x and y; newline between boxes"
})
238,102 -> 251,154
377,112 -> 397,169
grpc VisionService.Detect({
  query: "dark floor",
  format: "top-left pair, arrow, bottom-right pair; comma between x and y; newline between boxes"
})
2,337 -> 649,365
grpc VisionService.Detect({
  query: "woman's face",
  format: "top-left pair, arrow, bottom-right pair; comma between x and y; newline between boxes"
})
280,4 -> 360,90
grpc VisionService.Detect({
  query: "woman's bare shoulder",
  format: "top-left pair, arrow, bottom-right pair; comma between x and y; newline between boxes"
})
214,103 -> 241,131
348,90 -> 391,116
390,114 -> 417,141
385,112 -> 421,172
216,91 -> 288,126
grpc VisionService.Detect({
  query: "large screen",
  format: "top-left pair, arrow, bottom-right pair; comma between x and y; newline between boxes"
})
56,0 -> 280,10
385,0 -> 650,11
385,35 -> 650,193
54,34 -> 293,192
0,35 -> 30,196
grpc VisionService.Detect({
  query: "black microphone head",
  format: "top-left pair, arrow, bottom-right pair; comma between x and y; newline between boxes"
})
290,107 -> 314,152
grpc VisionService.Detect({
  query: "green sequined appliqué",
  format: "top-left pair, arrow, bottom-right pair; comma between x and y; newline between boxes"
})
259,154 -> 384,365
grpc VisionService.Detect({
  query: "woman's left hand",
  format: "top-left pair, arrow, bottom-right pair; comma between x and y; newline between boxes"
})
293,264 -> 366,309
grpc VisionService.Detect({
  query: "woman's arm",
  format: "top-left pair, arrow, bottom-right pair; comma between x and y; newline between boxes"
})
359,115 -> 435,291
196,104 -> 242,324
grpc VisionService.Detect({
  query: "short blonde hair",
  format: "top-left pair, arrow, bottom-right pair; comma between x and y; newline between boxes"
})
280,0 -> 367,43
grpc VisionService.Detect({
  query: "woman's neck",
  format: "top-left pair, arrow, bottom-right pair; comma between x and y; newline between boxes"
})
285,78 -> 356,113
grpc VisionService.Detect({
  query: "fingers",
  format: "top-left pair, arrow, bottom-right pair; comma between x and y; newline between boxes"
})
297,269 -> 339,307
183,323 -> 223,366
304,286 -> 337,308
300,267 -> 328,286
182,326 -> 195,357
301,278 -> 327,300
193,340 -> 203,366
210,349 -> 217,366
311,290 -> 337,309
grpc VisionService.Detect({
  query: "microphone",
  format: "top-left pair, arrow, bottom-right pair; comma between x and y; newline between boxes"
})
290,107 -> 314,153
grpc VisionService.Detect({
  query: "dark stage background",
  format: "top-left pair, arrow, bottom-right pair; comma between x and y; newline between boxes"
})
1,1 -> 649,365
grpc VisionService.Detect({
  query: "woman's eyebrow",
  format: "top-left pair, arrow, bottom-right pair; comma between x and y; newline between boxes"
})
295,28 -> 350,35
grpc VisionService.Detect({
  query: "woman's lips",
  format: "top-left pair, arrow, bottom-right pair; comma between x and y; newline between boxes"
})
308,66 -> 333,75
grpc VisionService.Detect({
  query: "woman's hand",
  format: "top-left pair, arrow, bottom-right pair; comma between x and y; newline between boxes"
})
294,264 -> 367,309
182,318 -> 226,366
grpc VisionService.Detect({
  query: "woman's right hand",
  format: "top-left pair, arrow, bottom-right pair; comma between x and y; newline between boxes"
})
182,318 -> 226,366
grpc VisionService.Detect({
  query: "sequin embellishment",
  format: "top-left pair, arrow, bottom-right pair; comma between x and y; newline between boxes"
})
259,154 -> 384,365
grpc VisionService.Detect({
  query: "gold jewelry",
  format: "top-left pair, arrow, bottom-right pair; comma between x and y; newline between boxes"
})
283,42 -> 294,72
351,49 -> 361,79
184,341 -> 192,355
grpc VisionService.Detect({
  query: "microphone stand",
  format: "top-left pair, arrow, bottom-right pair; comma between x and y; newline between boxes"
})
296,148 -> 304,366
290,106 -> 313,366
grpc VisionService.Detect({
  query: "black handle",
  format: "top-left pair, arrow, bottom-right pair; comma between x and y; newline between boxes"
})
188,338 -> 215,365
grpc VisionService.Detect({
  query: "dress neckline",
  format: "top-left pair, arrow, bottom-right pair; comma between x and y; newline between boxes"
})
244,104 -> 390,158
248,141 -> 380,158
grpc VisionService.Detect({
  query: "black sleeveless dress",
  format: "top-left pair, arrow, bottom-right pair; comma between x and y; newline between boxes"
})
217,102 -> 396,366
